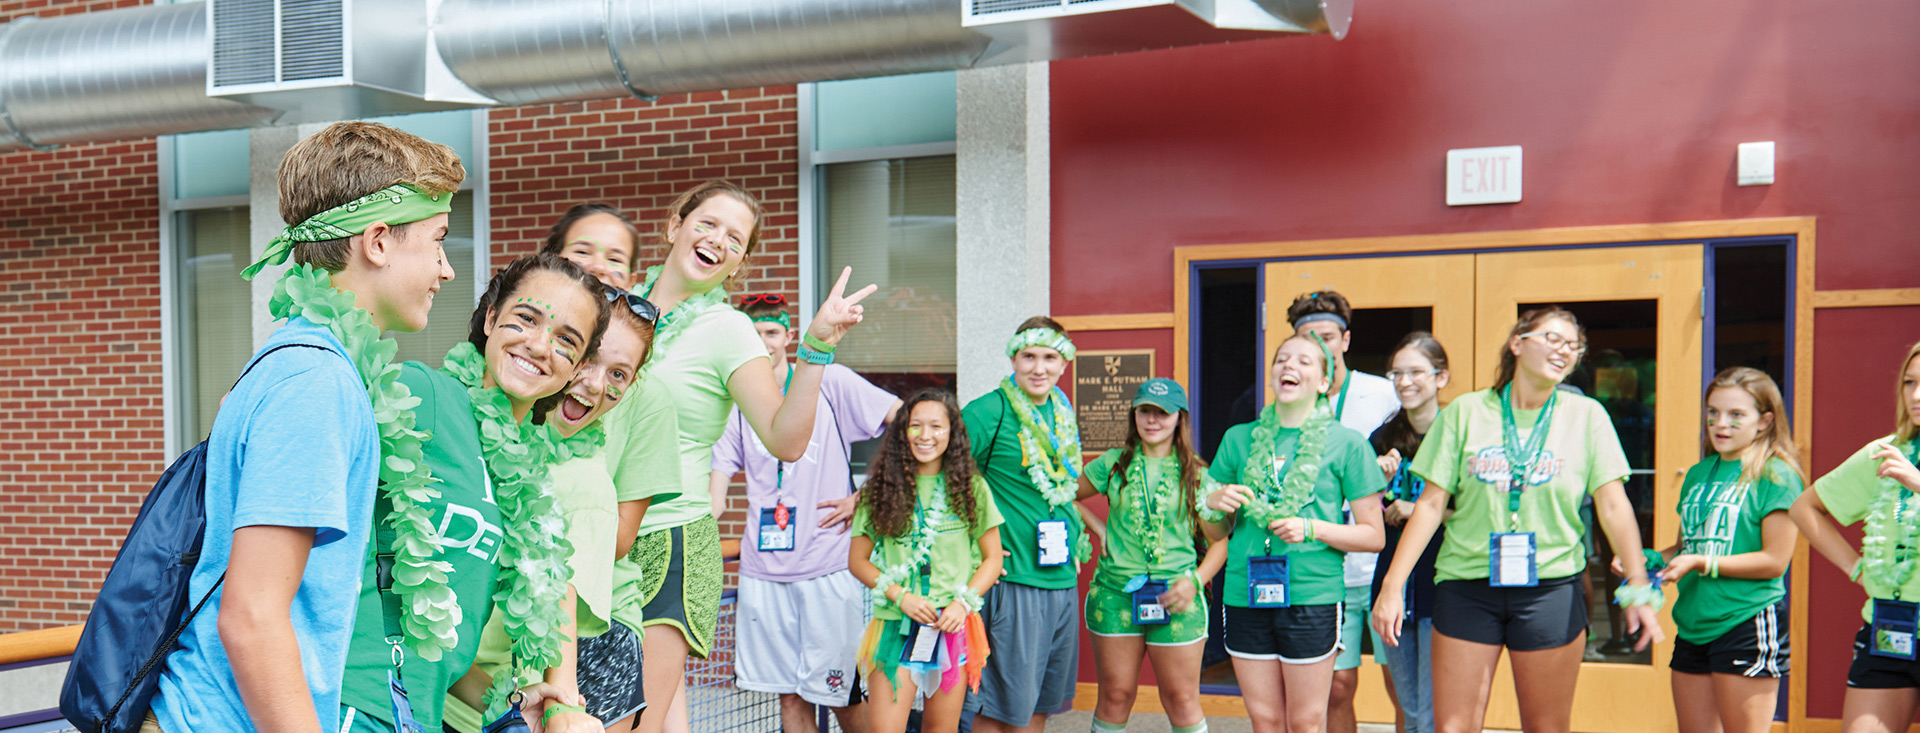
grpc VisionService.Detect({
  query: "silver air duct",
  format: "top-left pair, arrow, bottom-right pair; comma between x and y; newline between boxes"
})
0,3 -> 279,151
0,0 -> 1349,152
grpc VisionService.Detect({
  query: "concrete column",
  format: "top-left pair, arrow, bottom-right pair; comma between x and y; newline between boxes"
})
954,61 -> 1050,402
247,123 -> 329,349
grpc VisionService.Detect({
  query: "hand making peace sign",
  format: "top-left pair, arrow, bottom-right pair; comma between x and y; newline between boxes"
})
806,266 -> 879,347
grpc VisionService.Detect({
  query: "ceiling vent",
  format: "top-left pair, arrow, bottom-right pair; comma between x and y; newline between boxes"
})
205,0 -> 482,122
963,0 -> 1349,63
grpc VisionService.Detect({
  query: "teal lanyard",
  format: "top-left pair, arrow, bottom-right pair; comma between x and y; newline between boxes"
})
1498,385 -> 1558,531
1331,373 -> 1350,421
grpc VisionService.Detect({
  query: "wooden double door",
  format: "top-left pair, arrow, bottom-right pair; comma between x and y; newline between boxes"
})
1261,245 -> 1704,733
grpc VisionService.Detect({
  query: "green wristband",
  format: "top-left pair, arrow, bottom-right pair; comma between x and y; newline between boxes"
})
1303,519 -> 1315,543
802,332 -> 836,353
543,703 -> 588,724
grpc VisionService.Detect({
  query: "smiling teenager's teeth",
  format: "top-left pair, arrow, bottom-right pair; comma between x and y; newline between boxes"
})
512,355 -> 544,376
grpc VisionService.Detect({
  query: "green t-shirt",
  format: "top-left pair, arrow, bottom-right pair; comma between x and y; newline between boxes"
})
1208,420 -> 1384,607
1411,389 -> 1632,583
605,376 -> 690,636
636,305 -> 768,534
962,389 -> 1084,589
1085,450 -> 1204,592
1671,455 -> 1801,643
339,364 -> 502,732
853,474 -> 1004,620
1814,436 -> 1920,621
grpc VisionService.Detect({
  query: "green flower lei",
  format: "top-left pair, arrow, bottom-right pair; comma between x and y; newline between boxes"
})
267,265 -> 459,659
440,342 -> 597,711
637,265 -> 732,370
1119,451 -> 1183,570
998,377 -> 1084,507
870,476 -> 943,613
1239,400 -> 1335,532
1862,443 -> 1920,600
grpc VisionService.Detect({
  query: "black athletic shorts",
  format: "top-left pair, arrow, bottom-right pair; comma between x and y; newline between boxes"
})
1224,603 -> 1343,663
1672,601 -> 1789,677
1432,574 -> 1586,652
1849,621 -> 1920,689
577,619 -> 647,723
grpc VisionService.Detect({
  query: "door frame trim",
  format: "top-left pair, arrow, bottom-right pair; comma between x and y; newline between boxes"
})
1173,216 -> 1816,728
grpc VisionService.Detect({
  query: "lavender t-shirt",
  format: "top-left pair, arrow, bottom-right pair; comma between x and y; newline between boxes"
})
712,363 -> 896,582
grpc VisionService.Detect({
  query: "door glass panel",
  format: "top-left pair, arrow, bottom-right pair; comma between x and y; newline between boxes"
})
1347,307 -> 1434,378
1524,299 -> 1658,665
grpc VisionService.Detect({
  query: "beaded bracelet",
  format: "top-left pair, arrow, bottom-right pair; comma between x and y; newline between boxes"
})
1613,581 -> 1665,611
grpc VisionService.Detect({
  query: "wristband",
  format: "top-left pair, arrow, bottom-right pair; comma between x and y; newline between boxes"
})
1303,519 -> 1316,543
952,585 -> 985,613
802,332 -> 836,353
1613,581 -> 1665,611
1706,556 -> 1720,578
1850,558 -> 1865,582
543,703 -> 588,724
797,343 -> 835,365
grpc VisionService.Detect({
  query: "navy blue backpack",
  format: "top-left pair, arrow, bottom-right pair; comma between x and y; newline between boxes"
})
61,343 -> 328,733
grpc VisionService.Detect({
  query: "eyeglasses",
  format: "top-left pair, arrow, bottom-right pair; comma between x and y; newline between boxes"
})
739,293 -> 786,307
1386,369 -> 1439,383
1518,330 -> 1587,358
603,287 -> 660,323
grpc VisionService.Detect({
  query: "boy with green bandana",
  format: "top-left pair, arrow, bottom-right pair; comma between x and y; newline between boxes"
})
960,316 -> 1087,733
149,121 -> 461,733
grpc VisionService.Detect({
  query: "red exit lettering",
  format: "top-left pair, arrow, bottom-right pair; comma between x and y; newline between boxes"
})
1460,155 -> 1510,194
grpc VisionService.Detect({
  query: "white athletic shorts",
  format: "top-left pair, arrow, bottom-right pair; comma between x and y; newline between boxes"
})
734,570 -> 869,707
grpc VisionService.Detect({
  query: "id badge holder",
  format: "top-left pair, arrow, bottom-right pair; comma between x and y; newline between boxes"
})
1488,532 -> 1539,588
1872,599 -> 1920,660
1247,555 -> 1291,608
900,621 -> 941,669
1036,518 -> 1070,567
758,502 -> 795,552
1133,580 -> 1171,625
479,700 -> 530,733
388,669 -> 426,733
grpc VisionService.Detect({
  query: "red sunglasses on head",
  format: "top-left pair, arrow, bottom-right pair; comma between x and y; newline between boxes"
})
739,293 -> 786,307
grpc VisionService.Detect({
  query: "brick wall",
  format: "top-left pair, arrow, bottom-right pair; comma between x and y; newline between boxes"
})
486,88 -> 803,561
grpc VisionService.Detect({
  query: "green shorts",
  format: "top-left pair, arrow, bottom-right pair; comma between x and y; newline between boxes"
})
1334,582 -> 1371,670
1084,582 -> 1208,646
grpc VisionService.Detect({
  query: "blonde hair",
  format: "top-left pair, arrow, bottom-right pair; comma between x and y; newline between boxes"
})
1704,367 -> 1805,486
662,181 -> 764,291
277,121 -> 465,271
1897,342 -> 1920,445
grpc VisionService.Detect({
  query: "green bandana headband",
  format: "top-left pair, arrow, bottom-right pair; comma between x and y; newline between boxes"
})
750,311 -> 793,330
1006,328 -> 1076,360
240,183 -> 453,280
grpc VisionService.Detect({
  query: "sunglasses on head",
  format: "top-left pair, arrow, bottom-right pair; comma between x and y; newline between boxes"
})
739,293 -> 786,307
603,287 -> 660,323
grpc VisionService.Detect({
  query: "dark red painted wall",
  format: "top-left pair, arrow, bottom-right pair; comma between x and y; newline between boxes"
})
1049,0 -> 1920,719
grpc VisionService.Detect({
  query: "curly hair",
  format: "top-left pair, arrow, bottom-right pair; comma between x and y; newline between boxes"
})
862,388 -> 981,538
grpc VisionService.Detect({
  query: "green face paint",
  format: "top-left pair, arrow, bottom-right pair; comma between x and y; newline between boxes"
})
907,426 -> 923,438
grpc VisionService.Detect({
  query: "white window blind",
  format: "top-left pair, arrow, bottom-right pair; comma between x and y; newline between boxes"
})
821,156 -> 956,373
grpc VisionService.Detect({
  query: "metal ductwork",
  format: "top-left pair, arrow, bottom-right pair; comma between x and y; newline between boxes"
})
0,3 -> 280,151
0,0 -> 1352,153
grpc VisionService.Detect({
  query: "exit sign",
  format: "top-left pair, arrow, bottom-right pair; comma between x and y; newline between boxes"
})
1446,145 -> 1523,206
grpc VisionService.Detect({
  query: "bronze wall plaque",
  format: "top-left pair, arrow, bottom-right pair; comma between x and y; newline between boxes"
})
1072,349 -> 1156,453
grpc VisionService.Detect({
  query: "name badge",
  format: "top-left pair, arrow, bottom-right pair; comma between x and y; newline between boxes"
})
1133,580 -> 1171,625
758,502 -> 795,552
901,622 -> 941,668
389,669 -> 425,733
1489,532 -> 1538,587
1247,555 -> 1291,608
1873,599 -> 1920,660
1037,519 -> 1070,567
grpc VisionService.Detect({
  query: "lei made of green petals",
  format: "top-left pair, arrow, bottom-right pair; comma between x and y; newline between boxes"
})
1119,451 -> 1183,570
440,342 -> 596,712
637,265 -> 732,371
1241,400 -> 1333,533
268,265 -> 460,661
998,377 -> 1084,507
871,476 -> 944,613
1863,445 -> 1920,601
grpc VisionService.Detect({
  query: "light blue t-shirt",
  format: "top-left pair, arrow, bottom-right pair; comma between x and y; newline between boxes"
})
152,317 -> 378,733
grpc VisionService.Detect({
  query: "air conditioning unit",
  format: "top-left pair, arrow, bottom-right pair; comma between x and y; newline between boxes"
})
963,0 -> 1349,64
205,0 -> 485,122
